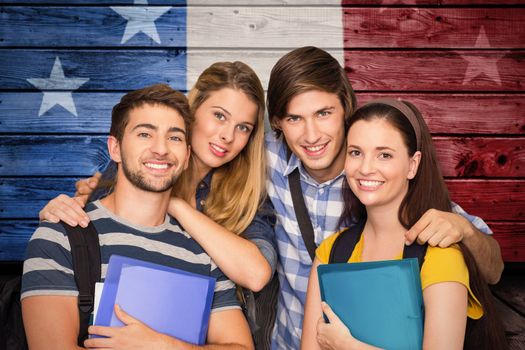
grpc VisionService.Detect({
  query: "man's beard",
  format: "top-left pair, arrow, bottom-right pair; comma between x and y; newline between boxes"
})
121,157 -> 182,193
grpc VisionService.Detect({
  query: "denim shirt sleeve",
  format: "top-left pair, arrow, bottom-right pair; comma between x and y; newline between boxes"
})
451,201 -> 492,235
242,198 -> 278,275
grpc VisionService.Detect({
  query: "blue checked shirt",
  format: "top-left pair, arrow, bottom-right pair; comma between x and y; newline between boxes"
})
265,133 -> 492,350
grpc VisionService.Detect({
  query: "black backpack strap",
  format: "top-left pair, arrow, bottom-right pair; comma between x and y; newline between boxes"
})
286,145 -> 317,261
329,220 -> 366,264
61,222 -> 101,346
403,242 -> 428,269
288,168 -> 317,260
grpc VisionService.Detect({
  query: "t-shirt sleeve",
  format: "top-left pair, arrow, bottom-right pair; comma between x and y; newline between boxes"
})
242,199 -> 278,275
315,231 -> 342,264
21,222 -> 78,299
209,259 -> 240,312
421,245 -> 483,319
451,201 -> 492,235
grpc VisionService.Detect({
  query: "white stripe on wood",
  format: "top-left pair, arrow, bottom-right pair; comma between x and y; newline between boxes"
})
186,49 -> 344,90
186,7 -> 344,48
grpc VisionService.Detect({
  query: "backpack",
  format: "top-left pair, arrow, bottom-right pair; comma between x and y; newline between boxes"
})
0,222 -> 101,350
328,219 -> 428,267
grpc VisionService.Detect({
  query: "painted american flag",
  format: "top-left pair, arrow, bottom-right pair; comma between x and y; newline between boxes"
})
0,0 -> 523,263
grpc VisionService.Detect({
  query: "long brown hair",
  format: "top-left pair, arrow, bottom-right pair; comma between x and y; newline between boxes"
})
341,100 -> 507,350
176,61 -> 266,235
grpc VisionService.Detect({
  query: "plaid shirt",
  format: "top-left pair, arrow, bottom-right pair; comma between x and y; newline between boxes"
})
265,133 -> 492,350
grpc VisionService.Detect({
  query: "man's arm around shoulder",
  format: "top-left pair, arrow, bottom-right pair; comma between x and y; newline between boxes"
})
22,295 -> 84,350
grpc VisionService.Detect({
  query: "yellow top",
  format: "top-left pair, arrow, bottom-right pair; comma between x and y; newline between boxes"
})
316,230 -> 483,319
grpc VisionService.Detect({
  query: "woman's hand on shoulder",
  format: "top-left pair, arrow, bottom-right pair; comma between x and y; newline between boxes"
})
75,171 -> 101,200
39,194 -> 90,228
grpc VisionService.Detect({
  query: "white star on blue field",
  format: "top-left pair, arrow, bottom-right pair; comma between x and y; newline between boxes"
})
27,57 -> 89,117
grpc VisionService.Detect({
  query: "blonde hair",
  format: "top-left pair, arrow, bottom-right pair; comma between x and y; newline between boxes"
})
175,61 -> 266,235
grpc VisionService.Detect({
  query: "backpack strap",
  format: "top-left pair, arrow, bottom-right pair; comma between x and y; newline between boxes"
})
402,242 -> 428,269
328,220 -> 365,264
328,220 -> 428,269
61,222 -> 101,346
286,146 -> 317,260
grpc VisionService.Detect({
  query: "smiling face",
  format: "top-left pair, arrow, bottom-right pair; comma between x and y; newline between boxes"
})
345,118 -> 421,212
109,103 -> 190,193
190,87 -> 258,176
276,90 -> 347,183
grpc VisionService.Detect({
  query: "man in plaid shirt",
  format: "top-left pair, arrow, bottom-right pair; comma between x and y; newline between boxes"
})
264,47 -> 503,349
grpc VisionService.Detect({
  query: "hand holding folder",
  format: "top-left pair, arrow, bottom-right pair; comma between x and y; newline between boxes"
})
94,255 -> 216,345
318,258 -> 424,350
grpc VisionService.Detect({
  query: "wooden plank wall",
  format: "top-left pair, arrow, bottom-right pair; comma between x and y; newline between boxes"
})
0,1 -> 524,264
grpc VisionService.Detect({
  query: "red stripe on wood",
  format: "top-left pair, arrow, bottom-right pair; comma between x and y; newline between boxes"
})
489,222 -> 525,262
446,180 -> 524,221
493,233 -> 525,262
434,137 -> 524,177
489,221 -> 525,235
356,93 -> 525,135
343,8 -> 525,48
344,50 -> 523,91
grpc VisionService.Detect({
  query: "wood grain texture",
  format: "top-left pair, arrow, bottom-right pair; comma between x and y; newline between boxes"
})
6,6 -> 520,49
1,136 -> 522,177
0,6 -> 185,47
0,136 -> 109,176
0,49 -> 186,90
1,177 -> 523,220
186,49 -> 522,92
3,92 -> 521,134
0,92 -> 119,132
0,222 -> 33,261
434,137 -> 524,177
447,180 -> 524,221
494,233 -> 525,262
186,6 -> 343,49
357,93 -> 525,135
4,1 -> 525,5
343,8 -> 525,49
490,223 -> 525,262
0,178 -> 78,218
345,50 -> 524,92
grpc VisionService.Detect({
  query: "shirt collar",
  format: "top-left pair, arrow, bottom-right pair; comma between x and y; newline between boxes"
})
282,145 -> 345,187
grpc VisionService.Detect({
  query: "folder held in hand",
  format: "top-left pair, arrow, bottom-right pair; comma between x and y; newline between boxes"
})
95,255 -> 215,345
318,258 -> 424,350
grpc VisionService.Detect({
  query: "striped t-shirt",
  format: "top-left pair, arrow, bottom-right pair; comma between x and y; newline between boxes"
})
21,200 -> 239,312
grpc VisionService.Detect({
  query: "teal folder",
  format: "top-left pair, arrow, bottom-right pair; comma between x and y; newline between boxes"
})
94,255 -> 216,345
318,258 -> 424,350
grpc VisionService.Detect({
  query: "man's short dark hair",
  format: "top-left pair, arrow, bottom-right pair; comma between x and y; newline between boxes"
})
110,84 -> 193,142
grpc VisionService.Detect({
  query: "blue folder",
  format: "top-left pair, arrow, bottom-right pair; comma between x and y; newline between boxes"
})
318,258 -> 424,350
95,255 -> 216,345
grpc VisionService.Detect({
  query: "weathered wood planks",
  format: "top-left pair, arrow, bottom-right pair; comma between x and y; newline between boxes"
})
0,178 -> 79,218
447,180 -> 524,221
2,93 -> 522,134
0,136 -> 109,176
0,50 -> 186,90
3,7 -> 523,48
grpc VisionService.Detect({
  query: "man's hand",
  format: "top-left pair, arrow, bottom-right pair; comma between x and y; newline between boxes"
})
85,304 -> 175,350
405,208 -> 503,284
405,209 -> 473,248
